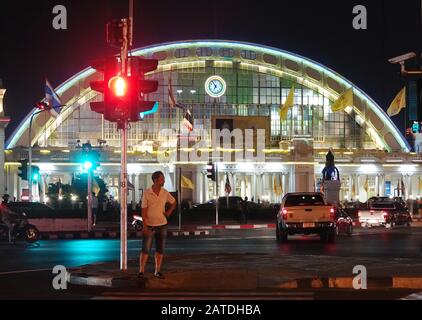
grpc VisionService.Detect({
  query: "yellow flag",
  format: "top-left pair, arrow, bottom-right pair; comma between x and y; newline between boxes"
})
418,177 -> 422,193
92,178 -> 100,196
331,87 -> 353,112
351,178 -> 356,198
387,87 -> 406,117
274,175 -> 283,196
279,84 -> 295,121
363,177 -> 369,194
181,175 -> 194,189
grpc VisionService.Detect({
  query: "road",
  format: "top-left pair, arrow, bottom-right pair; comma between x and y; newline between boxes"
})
0,227 -> 421,299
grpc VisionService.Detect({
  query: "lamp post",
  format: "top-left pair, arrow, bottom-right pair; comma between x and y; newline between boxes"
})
28,105 -> 63,202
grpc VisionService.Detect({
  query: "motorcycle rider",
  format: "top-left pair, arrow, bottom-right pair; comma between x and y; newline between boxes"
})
0,194 -> 19,243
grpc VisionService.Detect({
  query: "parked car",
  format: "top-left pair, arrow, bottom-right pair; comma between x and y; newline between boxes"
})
276,192 -> 336,243
358,201 -> 411,228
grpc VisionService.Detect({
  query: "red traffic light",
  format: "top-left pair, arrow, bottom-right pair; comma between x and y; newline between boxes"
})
108,76 -> 128,97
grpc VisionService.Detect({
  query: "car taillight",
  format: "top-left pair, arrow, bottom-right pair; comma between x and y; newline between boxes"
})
382,211 -> 388,220
358,211 -> 361,217
329,207 -> 335,220
282,208 -> 288,220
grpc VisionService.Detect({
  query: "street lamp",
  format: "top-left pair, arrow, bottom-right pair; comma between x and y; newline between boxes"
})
28,104 -> 64,202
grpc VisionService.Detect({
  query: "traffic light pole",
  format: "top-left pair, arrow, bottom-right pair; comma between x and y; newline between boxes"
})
119,14 -> 130,271
120,120 -> 128,271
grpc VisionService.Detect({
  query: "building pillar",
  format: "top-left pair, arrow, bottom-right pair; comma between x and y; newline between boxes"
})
0,86 -> 10,196
375,175 -> 380,197
195,169 -> 202,203
134,174 -> 140,204
231,173 -> 236,196
251,174 -> 257,202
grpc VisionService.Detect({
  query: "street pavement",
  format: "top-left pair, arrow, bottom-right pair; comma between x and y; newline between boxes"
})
0,226 -> 421,299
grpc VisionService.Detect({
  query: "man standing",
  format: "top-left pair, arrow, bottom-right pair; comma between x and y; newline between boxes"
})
91,192 -> 98,227
139,171 -> 176,279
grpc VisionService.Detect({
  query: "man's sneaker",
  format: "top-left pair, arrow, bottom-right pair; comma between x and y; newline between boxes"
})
154,271 -> 165,279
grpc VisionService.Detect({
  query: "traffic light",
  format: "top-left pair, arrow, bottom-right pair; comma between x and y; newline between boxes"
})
89,57 -> 159,123
18,160 -> 28,181
35,102 -> 48,110
206,162 -> 216,182
31,166 -> 40,182
80,143 -> 100,171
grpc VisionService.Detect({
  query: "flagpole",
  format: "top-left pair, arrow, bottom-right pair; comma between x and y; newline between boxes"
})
178,167 -> 182,231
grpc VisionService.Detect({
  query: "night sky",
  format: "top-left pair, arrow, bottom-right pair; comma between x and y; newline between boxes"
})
0,0 -> 421,139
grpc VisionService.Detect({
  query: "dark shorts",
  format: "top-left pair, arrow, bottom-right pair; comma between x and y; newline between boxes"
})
142,225 -> 167,254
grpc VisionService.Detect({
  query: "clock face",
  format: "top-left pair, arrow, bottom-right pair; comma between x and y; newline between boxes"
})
205,76 -> 226,98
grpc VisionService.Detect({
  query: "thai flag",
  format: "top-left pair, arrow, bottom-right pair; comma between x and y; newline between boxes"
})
168,77 -> 184,110
225,174 -> 232,194
45,79 -> 62,117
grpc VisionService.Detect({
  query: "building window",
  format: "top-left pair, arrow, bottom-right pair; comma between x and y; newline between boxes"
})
196,47 -> 213,57
219,48 -> 234,58
240,50 -> 256,60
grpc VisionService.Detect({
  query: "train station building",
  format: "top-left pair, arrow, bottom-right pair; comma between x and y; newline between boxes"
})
2,40 -> 419,205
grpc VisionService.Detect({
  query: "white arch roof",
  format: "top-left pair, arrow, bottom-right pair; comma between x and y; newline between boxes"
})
6,40 -> 410,152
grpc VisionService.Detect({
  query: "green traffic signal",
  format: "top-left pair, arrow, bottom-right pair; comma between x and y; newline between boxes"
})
83,161 -> 93,170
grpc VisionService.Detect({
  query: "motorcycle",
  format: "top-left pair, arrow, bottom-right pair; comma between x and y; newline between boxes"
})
132,214 -> 143,231
0,212 -> 40,243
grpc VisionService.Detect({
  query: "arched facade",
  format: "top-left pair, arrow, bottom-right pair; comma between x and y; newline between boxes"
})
5,40 -> 421,205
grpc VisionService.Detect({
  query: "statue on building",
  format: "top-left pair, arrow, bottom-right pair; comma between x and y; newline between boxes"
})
322,149 -> 340,181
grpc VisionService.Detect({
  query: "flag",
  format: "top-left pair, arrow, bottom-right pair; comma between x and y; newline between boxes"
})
401,178 -> 405,196
279,84 -> 295,121
331,87 -> 353,112
181,176 -> 194,189
387,87 -> 406,117
363,176 -> 369,194
183,109 -> 193,132
351,178 -> 356,198
92,178 -> 101,196
168,77 -> 184,110
225,175 -> 232,194
274,175 -> 283,196
45,79 -> 62,117
419,177 -> 422,194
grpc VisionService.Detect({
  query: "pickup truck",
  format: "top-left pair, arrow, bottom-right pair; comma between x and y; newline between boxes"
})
276,192 -> 336,243
358,201 -> 412,228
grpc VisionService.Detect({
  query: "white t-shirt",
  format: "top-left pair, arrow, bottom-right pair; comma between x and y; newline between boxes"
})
141,187 -> 176,226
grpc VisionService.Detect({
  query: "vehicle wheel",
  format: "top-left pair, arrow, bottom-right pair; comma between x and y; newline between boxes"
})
347,224 -> 353,237
335,225 -> 340,236
327,229 -> 336,243
134,221 -> 143,232
276,225 -> 288,243
24,225 -> 40,243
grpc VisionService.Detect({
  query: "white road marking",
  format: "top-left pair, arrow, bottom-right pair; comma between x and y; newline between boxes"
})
0,268 -> 52,276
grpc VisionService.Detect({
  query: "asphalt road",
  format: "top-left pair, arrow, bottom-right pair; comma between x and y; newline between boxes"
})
0,227 -> 421,300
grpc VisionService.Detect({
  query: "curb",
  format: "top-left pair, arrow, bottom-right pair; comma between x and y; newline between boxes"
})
68,271 -> 422,290
279,276 -> 422,290
40,230 -> 210,240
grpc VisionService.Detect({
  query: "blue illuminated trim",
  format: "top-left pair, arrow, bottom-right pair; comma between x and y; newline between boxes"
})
140,102 -> 159,118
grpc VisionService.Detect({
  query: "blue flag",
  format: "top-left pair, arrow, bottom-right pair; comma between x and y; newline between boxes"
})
45,79 -> 62,117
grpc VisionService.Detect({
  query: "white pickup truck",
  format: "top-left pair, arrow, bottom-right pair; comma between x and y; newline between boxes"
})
358,201 -> 411,228
276,192 -> 337,243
